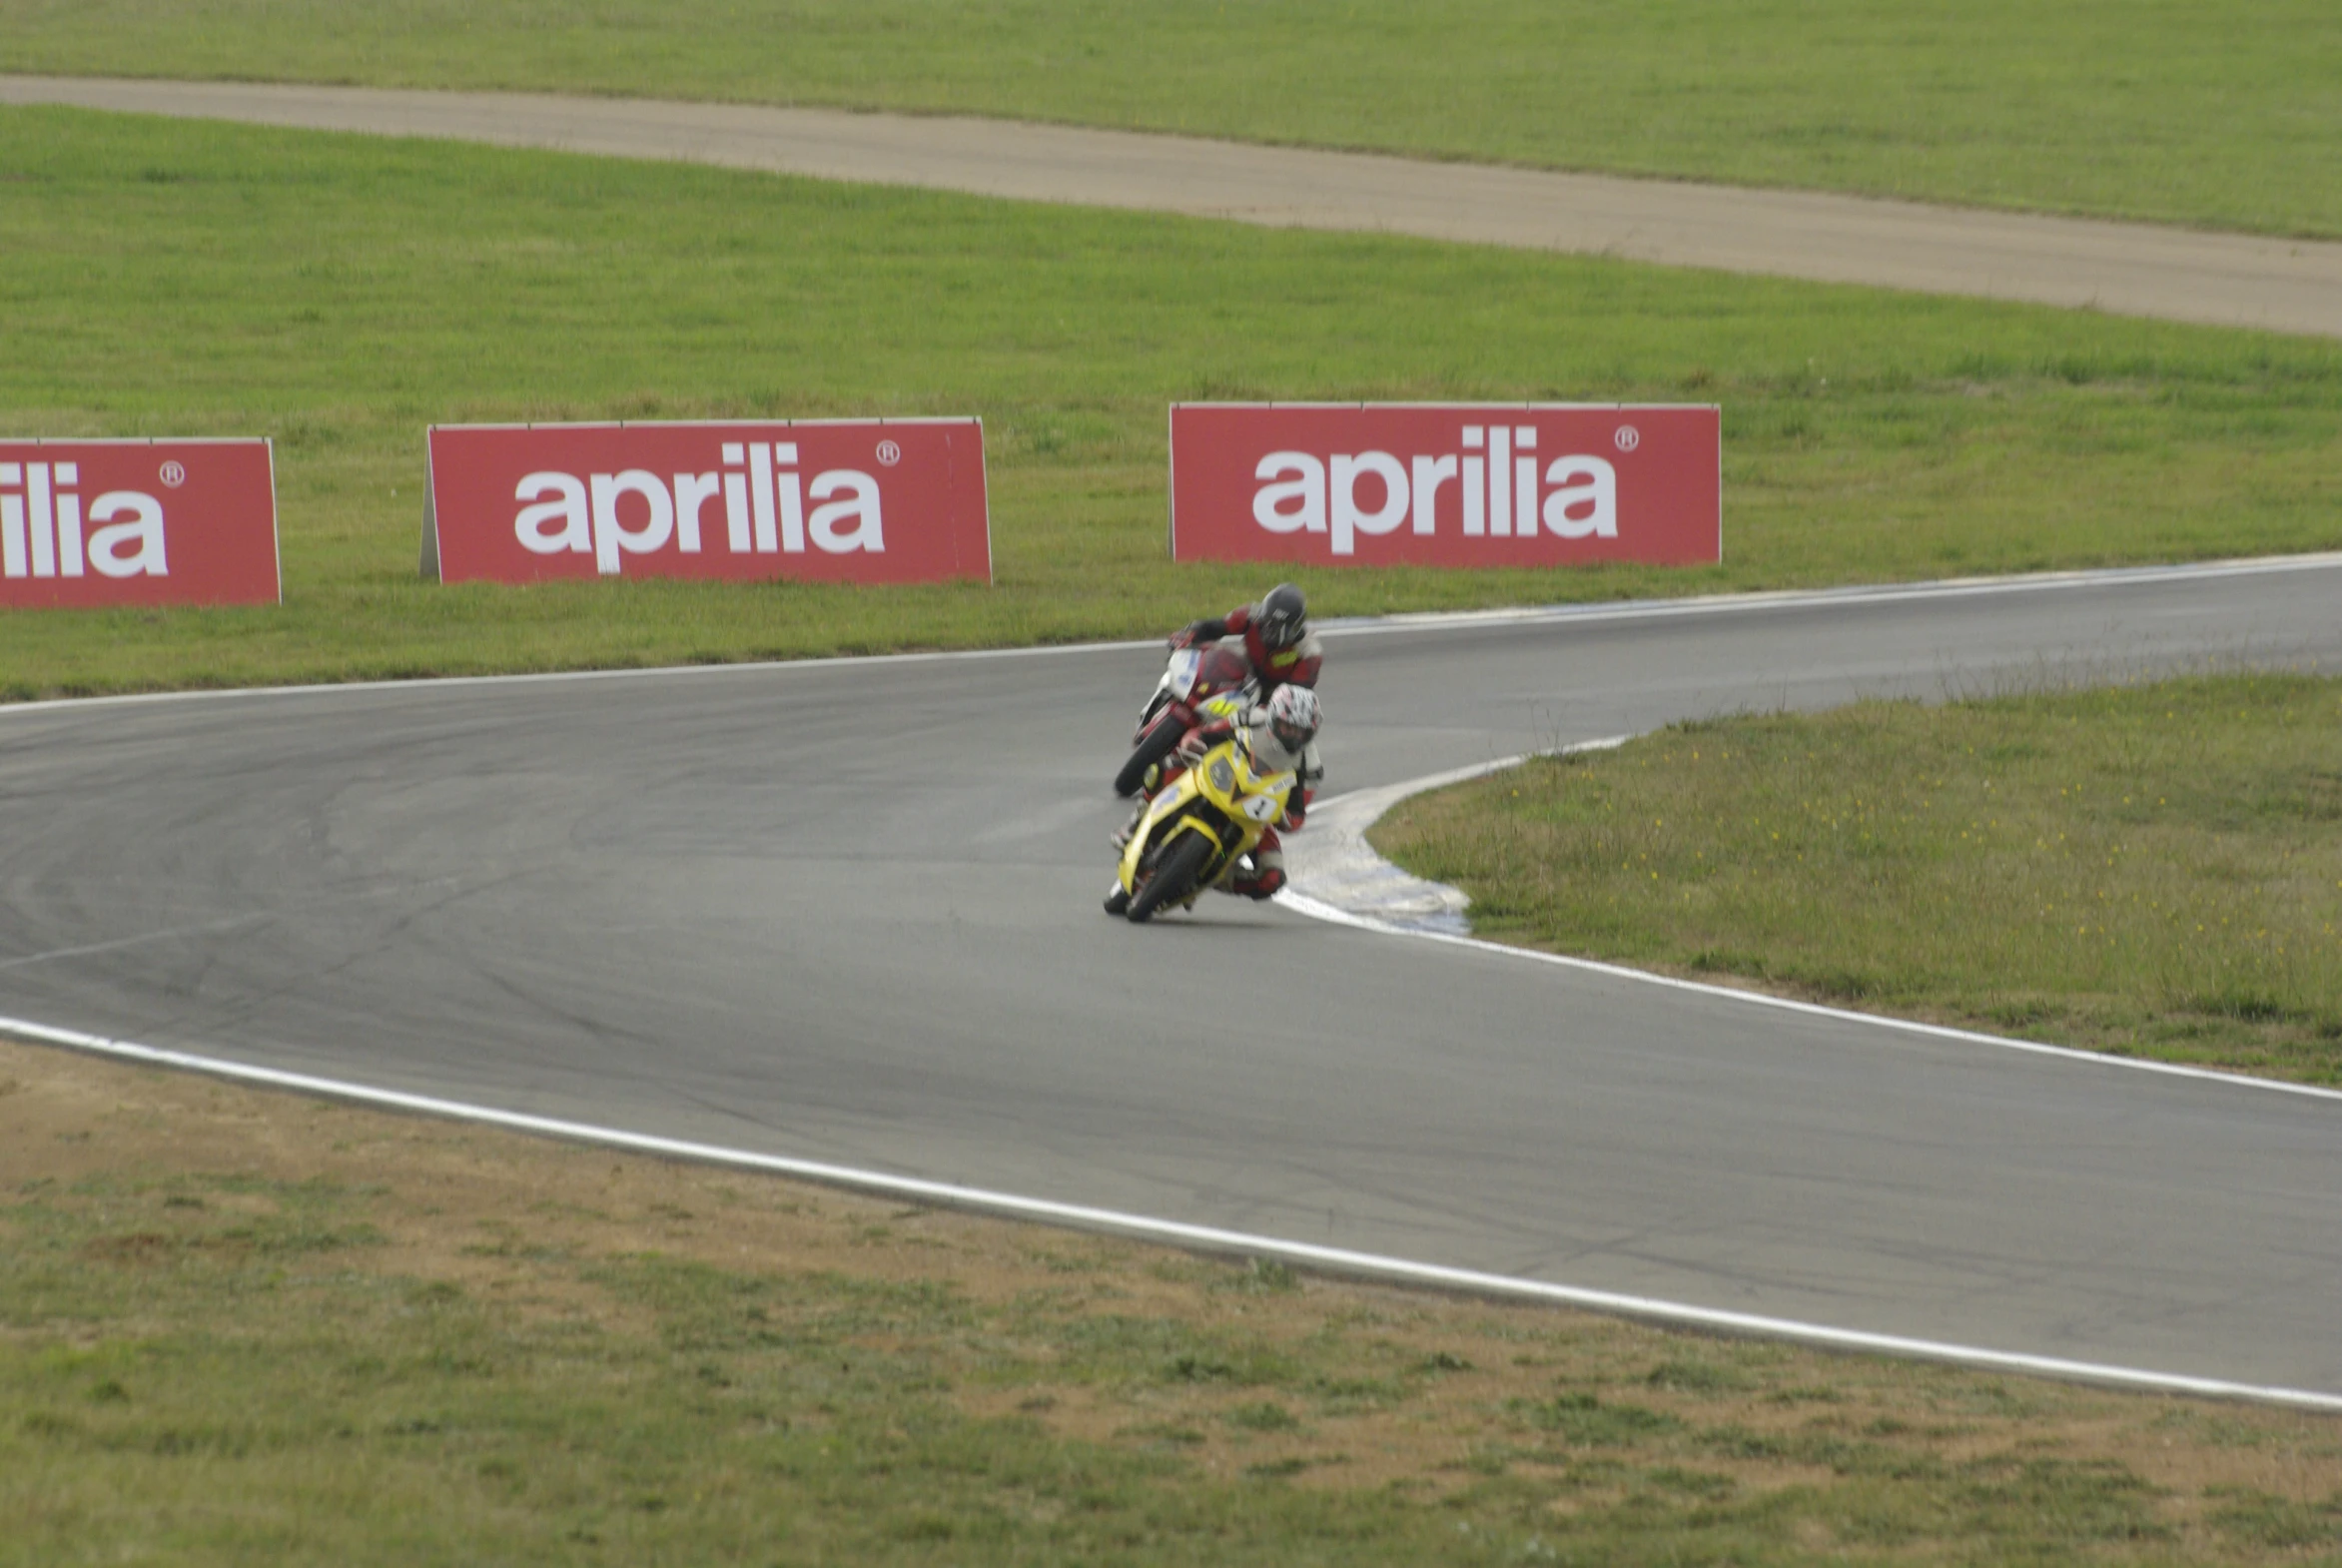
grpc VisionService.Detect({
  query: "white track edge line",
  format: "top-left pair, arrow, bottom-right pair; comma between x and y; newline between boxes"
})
1315,551 -> 2342,637
3,1010 -> 2336,1412
1283,746 -> 2342,1107
1280,891 -> 2342,1106
0,634 -> 1166,718
5,551 -> 2338,719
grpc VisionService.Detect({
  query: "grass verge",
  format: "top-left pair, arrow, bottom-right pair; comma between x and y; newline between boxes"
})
1372,672 -> 2342,1085
3,1 -> 2340,237
3,110 -> 2338,698
5,1036 -> 2339,1564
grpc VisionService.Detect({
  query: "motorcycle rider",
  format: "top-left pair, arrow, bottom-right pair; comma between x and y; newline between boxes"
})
1116,682 -> 1324,900
1170,582 -> 1322,697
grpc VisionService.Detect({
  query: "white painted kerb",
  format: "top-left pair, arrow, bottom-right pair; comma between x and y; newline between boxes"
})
1280,738 -> 1629,934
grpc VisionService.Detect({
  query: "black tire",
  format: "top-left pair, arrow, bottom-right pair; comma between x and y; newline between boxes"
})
1127,832 -> 1215,924
1113,711 -> 1184,798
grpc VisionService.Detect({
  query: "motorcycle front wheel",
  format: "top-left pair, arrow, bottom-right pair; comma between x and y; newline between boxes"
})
1113,710 -> 1186,798
1125,833 -> 1215,924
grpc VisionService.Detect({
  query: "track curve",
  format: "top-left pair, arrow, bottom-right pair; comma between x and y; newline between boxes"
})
5,559 -> 2341,1393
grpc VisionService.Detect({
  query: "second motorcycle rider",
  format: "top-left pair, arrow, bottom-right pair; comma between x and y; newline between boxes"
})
1170,581 -> 1323,697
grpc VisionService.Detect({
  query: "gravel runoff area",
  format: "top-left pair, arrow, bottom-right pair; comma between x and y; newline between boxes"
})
4,74 -> 2340,341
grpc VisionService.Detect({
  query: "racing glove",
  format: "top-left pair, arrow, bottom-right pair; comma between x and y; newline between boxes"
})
1174,719 -> 1233,766
1170,616 -> 1231,651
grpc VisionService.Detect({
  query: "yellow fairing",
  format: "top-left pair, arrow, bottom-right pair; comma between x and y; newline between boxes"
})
1116,738 -> 1296,902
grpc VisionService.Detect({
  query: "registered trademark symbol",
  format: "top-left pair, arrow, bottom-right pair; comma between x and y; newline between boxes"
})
159,460 -> 188,487
1614,425 -> 1640,453
875,439 -> 902,467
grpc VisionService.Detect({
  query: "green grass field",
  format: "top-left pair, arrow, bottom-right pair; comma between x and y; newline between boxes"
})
4,0 -> 2339,237
9,1040 -> 2340,1567
4,108 -> 2338,698
1373,673 -> 2342,1085
7,20 -> 2342,1559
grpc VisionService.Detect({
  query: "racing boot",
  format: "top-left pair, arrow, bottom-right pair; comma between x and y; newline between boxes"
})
1227,848 -> 1286,901
1109,785 -> 1154,851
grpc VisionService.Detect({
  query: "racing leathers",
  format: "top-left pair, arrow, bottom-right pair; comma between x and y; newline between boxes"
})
1170,600 -> 1323,698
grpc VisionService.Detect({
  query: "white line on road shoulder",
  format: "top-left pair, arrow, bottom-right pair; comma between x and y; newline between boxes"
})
3,1009 -> 2337,1411
1279,887 -> 2342,1107
1280,746 -> 2342,1108
4,552 -> 2337,720
1313,551 -> 2342,638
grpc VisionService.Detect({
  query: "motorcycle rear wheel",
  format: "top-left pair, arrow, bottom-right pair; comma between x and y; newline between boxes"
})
1126,833 -> 1214,924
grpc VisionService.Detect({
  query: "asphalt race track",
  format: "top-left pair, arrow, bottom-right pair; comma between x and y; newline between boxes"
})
4,560 -> 2340,1396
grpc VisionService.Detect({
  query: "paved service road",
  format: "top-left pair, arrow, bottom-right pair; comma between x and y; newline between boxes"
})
4,561 -> 2340,1394
6,75 -> 2341,340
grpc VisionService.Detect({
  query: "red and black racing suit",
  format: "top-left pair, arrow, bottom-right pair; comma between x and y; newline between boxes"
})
1171,602 -> 1323,698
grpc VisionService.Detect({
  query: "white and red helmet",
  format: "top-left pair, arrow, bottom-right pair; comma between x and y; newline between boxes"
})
1265,682 -> 1322,754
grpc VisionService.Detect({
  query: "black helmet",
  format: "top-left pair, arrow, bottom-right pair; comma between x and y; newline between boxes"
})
1256,583 -> 1307,650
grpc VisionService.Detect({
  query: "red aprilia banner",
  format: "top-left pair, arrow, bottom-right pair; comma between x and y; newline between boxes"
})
424,420 -> 991,585
1169,403 -> 1719,567
0,439 -> 279,608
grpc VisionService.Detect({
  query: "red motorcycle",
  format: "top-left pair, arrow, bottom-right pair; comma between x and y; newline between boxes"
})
1113,640 -> 1256,797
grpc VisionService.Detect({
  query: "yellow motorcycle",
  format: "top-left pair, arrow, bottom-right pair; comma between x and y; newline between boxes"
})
1105,733 -> 1297,923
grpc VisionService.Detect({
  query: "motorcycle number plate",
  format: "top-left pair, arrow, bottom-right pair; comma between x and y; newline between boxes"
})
1167,649 -> 1201,700
1239,794 -> 1281,823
